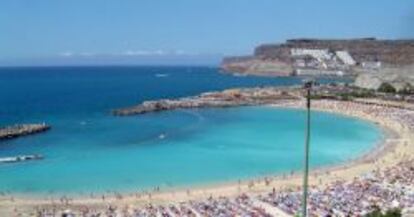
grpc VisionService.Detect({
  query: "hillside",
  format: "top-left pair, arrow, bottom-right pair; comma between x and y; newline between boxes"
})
221,38 -> 414,77
354,65 -> 414,91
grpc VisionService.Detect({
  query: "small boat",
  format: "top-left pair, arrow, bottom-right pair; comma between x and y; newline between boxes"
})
0,154 -> 44,164
155,73 -> 169,78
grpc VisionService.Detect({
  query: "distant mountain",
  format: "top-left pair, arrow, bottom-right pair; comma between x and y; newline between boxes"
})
221,38 -> 414,77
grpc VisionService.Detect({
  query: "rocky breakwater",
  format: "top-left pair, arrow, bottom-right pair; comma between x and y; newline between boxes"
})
113,87 -> 300,116
0,123 -> 51,140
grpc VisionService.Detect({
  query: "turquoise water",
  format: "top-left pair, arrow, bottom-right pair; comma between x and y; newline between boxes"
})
0,66 -> 378,195
0,107 -> 381,195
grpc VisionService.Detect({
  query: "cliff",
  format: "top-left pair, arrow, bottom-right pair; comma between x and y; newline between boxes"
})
354,65 -> 414,91
221,56 -> 292,76
221,38 -> 414,77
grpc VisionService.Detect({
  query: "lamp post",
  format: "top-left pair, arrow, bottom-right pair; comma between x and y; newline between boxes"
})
301,80 -> 313,217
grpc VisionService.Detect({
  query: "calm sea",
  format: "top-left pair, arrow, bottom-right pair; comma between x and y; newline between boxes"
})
0,66 -> 379,195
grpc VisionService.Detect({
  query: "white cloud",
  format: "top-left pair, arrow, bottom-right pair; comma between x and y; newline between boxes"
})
123,50 -> 151,56
58,51 -> 96,57
153,50 -> 166,55
57,49 -> 196,58
59,51 -> 74,57
79,52 -> 95,57
123,50 -> 171,56
174,50 -> 185,55
120,49 -> 199,56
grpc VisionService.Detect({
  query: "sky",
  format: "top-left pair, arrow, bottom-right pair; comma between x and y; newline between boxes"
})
0,0 -> 413,66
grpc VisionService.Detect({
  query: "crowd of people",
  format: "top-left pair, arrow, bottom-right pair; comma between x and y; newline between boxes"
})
32,194 -> 274,217
9,100 -> 414,217
260,159 -> 414,216
31,161 -> 414,217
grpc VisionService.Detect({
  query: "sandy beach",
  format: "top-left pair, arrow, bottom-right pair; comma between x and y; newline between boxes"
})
1,99 -> 414,216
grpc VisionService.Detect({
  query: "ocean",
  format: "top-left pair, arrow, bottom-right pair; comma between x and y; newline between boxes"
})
0,66 -> 380,195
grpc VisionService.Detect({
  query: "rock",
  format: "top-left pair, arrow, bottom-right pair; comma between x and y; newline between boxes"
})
0,123 -> 51,141
354,65 -> 414,91
112,87 -> 299,116
221,57 -> 293,76
354,74 -> 384,90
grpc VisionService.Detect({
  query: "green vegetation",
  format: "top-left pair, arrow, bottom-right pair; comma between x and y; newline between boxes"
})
397,83 -> 414,95
365,207 -> 402,217
309,94 -> 326,100
310,88 -> 376,101
378,82 -> 397,93
337,93 -> 352,101
338,90 -> 376,99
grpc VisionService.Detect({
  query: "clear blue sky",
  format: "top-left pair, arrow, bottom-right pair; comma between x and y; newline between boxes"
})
0,0 -> 413,66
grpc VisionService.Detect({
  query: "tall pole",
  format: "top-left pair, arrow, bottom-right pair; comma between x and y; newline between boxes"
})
302,83 -> 311,217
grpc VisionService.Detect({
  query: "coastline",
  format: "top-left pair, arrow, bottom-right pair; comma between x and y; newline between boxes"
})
1,99 -> 412,215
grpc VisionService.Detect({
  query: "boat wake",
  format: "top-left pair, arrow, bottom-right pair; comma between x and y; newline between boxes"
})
158,133 -> 166,139
155,73 -> 169,78
0,154 -> 43,164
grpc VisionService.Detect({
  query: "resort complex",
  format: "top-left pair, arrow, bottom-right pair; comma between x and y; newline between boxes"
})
221,38 -> 414,78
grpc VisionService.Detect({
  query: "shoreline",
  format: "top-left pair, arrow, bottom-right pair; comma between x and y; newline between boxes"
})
1,99 -> 412,215
0,102 -> 387,198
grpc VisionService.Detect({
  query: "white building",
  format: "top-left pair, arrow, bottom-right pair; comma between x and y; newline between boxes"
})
335,51 -> 356,65
291,49 -> 333,60
362,61 -> 382,70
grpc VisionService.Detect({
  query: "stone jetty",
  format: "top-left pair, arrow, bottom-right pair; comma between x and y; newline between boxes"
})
0,123 -> 51,140
113,87 -> 300,116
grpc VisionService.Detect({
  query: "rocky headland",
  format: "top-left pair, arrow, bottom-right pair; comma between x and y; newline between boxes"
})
221,38 -> 414,78
113,87 -> 300,116
113,82 -> 414,117
0,123 -> 51,141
